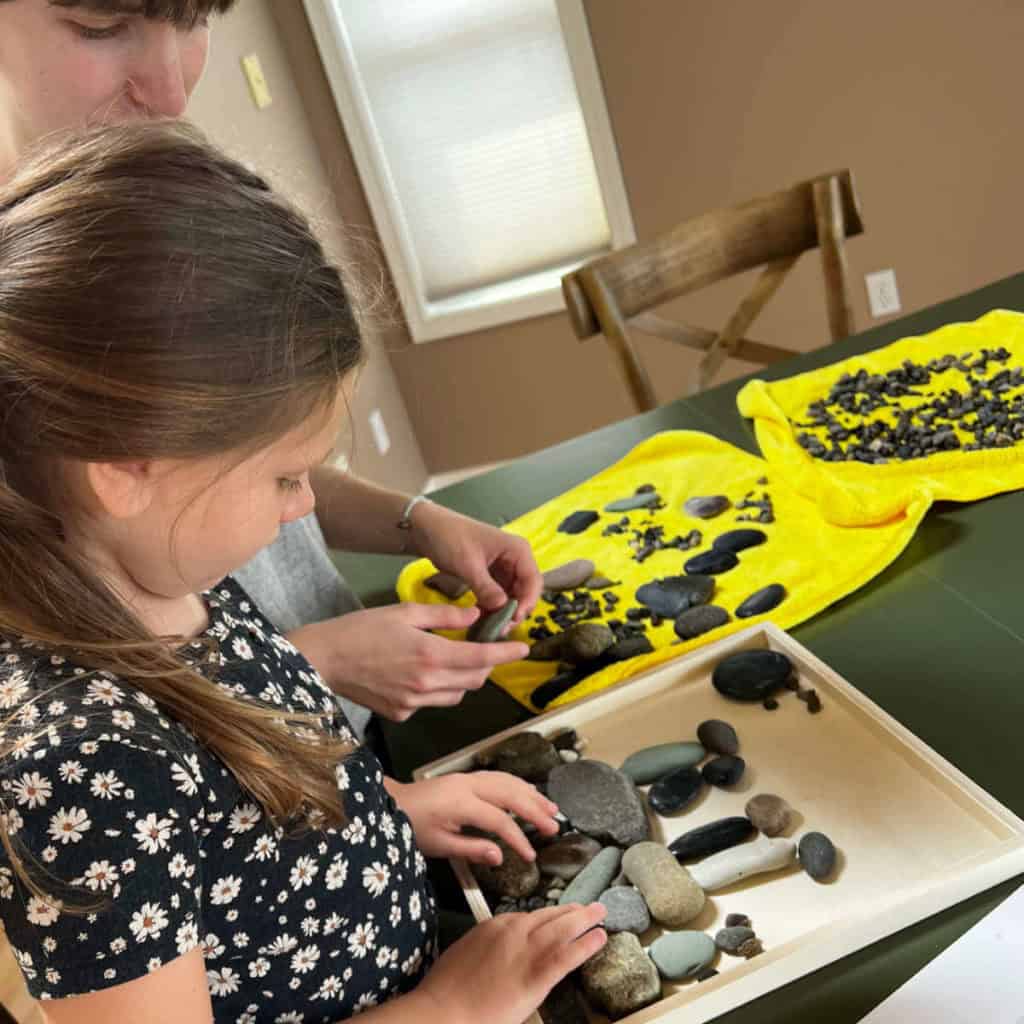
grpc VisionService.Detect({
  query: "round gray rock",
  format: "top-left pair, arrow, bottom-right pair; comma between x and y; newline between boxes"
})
648,930 -> 717,980
798,831 -> 837,881
547,760 -> 651,847
598,886 -> 651,934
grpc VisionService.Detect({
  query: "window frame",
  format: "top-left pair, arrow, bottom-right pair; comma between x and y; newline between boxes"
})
304,0 -> 636,343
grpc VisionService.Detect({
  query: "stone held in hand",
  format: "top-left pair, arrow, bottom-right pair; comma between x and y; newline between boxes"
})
712,528 -> 767,554
684,495 -> 731,519
547,760 -> 651,847
424,571 -> 469,600
648,766 -> 704,816
559,846 -> 623,906
620,741 -> 706,785
561,622 -> 615,663
542,558 -> 596,592
745,793 -> 793,836
622,841 -> 706,927
636,574 -> 715,618
689,836 -> 796,892
798,831 -> 837,881
735,583 -> 787,618
712,649 -> 794,701
536,833 -> 602,882
467,599 -> 518,643
674,604 -> 730,640
647,931 -> 717,981
474,731 -> 561,783
669,816 -> 755,862
599,886 -> 652,934
696,719 -> 739,755
558,509 -> 600,535
581,932 -> 661,1020
701,755 -> 745,787
471,835 -> 540,900
684,549 -> 740,576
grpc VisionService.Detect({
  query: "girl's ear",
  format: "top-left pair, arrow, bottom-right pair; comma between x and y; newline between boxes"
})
84,461 -> 156,519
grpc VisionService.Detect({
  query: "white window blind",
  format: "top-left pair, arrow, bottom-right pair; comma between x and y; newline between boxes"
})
306,0 -> 635,342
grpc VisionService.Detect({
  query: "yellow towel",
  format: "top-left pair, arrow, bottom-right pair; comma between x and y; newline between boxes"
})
396,431 -> 928,713
737,309 -> 1024,526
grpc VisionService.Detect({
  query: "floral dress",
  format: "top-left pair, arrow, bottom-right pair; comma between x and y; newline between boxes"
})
0,577 -> 437,1022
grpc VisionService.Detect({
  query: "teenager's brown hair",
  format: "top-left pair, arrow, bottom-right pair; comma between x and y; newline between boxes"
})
0,120 -> 363,903
0,0 -> 237,27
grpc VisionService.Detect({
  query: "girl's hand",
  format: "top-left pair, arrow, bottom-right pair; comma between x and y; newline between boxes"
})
386,772 -> 559,863
416,904 -> 608,1024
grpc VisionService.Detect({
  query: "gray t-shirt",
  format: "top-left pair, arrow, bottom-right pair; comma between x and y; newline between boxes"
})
232,513 -> 373,739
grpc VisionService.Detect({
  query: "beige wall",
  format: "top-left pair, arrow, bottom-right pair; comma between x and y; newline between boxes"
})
235,1 -> 1024,476
189,0 -> 428,493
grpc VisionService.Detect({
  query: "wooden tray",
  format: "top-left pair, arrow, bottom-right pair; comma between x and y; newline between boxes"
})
414,623 -> 1024,1023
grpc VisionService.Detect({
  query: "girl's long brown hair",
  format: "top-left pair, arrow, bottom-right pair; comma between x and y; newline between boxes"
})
0,121 -> 364,902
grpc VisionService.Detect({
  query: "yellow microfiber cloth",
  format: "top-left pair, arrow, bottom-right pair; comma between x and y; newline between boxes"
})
396,431 -> 929,713
737,309 -> 1024,526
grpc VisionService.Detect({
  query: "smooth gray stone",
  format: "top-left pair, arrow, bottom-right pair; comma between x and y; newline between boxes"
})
669,816 -> 755,861
635,574 -> 715,618
559,846 -> 622,906
621,742 -> 706,785
713,528 -> 767,554
585,574 -> 615,589
745,793 -> 793,836
684,549 -> 739,576
605,635 -> 655,662
581,932 -> 660,1020
562,622 -> 615,663
542,558 -> 596,592
690,836 -> 796,891
605,492 -> 661,512
622,842 -> 705,927
548,760 -> 651,847
474,731 -> 560,782
684,495 -> 730,519
648,767 -> 704,816
558,509 -> 599,534
424,571 -> 469,599
736,583 -> 787,618
696,719 -> 739,755
467,599 -> 518,642
712,649 -> 793,701
537,833 -> 602,882
715,925 -> 760,956
471,836 -> 540,900
798,831 -> 837,880
674,604 -> 730,640
599,886 -> 652,934
701,755 -> 745,787
648,931 -> 717,981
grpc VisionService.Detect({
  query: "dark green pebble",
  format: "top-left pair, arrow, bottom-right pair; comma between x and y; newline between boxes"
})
674,604 -> 730,640
648,766 -> 704,816
467,599 -> 519,642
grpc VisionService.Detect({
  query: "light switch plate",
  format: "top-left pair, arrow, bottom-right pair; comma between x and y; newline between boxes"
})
241,55 -> 272,110
865,269 -> 902,318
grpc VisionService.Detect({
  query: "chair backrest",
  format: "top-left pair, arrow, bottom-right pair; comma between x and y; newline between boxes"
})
562,169 -> 864,409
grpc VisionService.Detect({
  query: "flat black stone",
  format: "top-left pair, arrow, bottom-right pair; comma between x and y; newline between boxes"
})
635,574 -> 714,618
684,550 -> 739,576
669,816 -> 754,861
696,719 -> 739,755
530,667 -> 589,710
605,635 -> 655,662
648,766 -> 704,816
735,583 -> 787,618
674,604 -> 729,641
557,509 -> 599,535
712,528 -> 768,554
712,649 -> 794,701
701,754 -> 745,787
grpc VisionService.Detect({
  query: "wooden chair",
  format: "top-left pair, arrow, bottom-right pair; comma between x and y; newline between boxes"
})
561,169 -> 864,410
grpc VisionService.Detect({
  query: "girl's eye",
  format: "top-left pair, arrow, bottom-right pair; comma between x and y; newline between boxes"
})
278,478 -> 304,494
69,20 -> 127,41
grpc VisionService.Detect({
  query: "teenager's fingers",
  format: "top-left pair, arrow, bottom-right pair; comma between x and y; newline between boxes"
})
433,638 -> 530,670
404,603 -> 480,632
533,900 -> 607,944
441,834 -> 507,866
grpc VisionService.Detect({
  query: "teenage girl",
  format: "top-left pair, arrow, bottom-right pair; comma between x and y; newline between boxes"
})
0,121 -> 605,1024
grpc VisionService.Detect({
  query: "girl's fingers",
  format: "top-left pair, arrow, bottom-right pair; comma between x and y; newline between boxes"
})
462,800 -> 538,863
470,773 -> 560,833
532,900 -> 607,943
441,834 -> 508,866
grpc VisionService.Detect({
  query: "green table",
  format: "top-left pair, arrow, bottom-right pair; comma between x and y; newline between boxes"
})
334,272 -> 1024,1021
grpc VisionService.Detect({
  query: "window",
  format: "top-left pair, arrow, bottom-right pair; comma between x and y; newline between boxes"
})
305,0 -> 635,342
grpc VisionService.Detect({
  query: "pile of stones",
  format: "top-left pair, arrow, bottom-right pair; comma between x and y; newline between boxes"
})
793,347 -> 1024,463
468,648 -> 839,1020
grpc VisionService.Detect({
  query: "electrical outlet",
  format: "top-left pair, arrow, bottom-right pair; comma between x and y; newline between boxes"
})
368,409 -> 391,455
241,54 -> 272,109
865,269 -> 902,318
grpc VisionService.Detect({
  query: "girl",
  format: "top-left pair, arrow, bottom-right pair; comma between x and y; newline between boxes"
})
0,121 -> 605,1023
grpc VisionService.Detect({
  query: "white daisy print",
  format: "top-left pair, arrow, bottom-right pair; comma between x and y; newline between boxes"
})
347,922 -> 377,959
48,806 -> 90,845
290,944 -> 320,974
12,771 -> 52,809
362,862 -> 390,897
325,858 -> 348,891
58,761 -> 85,784
289,856 -> 318,890
26,896 -> 60,927
210,875 -> 242,905
228,803 -> 261,833
206,966 -> 241,997
175,921 -> 199,956
169,762 -> 197,797
133,813 -> 173,854
82,860 -> 119,892
129,902 -> 168,943
89,771 -> 124,800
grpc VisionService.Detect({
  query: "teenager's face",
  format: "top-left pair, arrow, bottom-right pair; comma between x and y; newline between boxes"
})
0,0 -> 211,173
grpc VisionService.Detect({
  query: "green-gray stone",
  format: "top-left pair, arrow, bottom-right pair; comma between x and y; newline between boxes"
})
559,846 -> 622,905
581,932 -> 661,1019
648,931 -> 717,980
467,599 -> 518,642
527,633 -> 566,661
620,742 -> 706,785
562,622 -> 615,663
542,559 -> 595,592
605,492 -> 661,512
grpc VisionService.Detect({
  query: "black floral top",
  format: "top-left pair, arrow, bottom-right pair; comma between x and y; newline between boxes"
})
0,577 -> 437,1022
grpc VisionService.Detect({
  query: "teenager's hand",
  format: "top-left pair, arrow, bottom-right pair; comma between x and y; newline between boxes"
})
386,772 -> 559,863
408,502 -> 542,624
417,904 -> 608,1024
287,605 -> 528,722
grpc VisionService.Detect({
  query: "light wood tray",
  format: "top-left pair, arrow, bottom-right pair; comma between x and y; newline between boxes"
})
414,623 -> 1024,1023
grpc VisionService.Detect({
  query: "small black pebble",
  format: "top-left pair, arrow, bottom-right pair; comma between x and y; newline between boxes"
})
763,697 -> 779,711
784,675 -> 800,692
725,913 -> 751,928
696,967 -> 719,982
650,614 -> 663,627
806,690 -> 823,713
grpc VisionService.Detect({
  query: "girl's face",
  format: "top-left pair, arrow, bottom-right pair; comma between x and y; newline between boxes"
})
0,1 -> 211,176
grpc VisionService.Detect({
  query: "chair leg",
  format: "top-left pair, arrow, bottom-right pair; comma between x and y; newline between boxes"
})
813,175 -> 855,341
